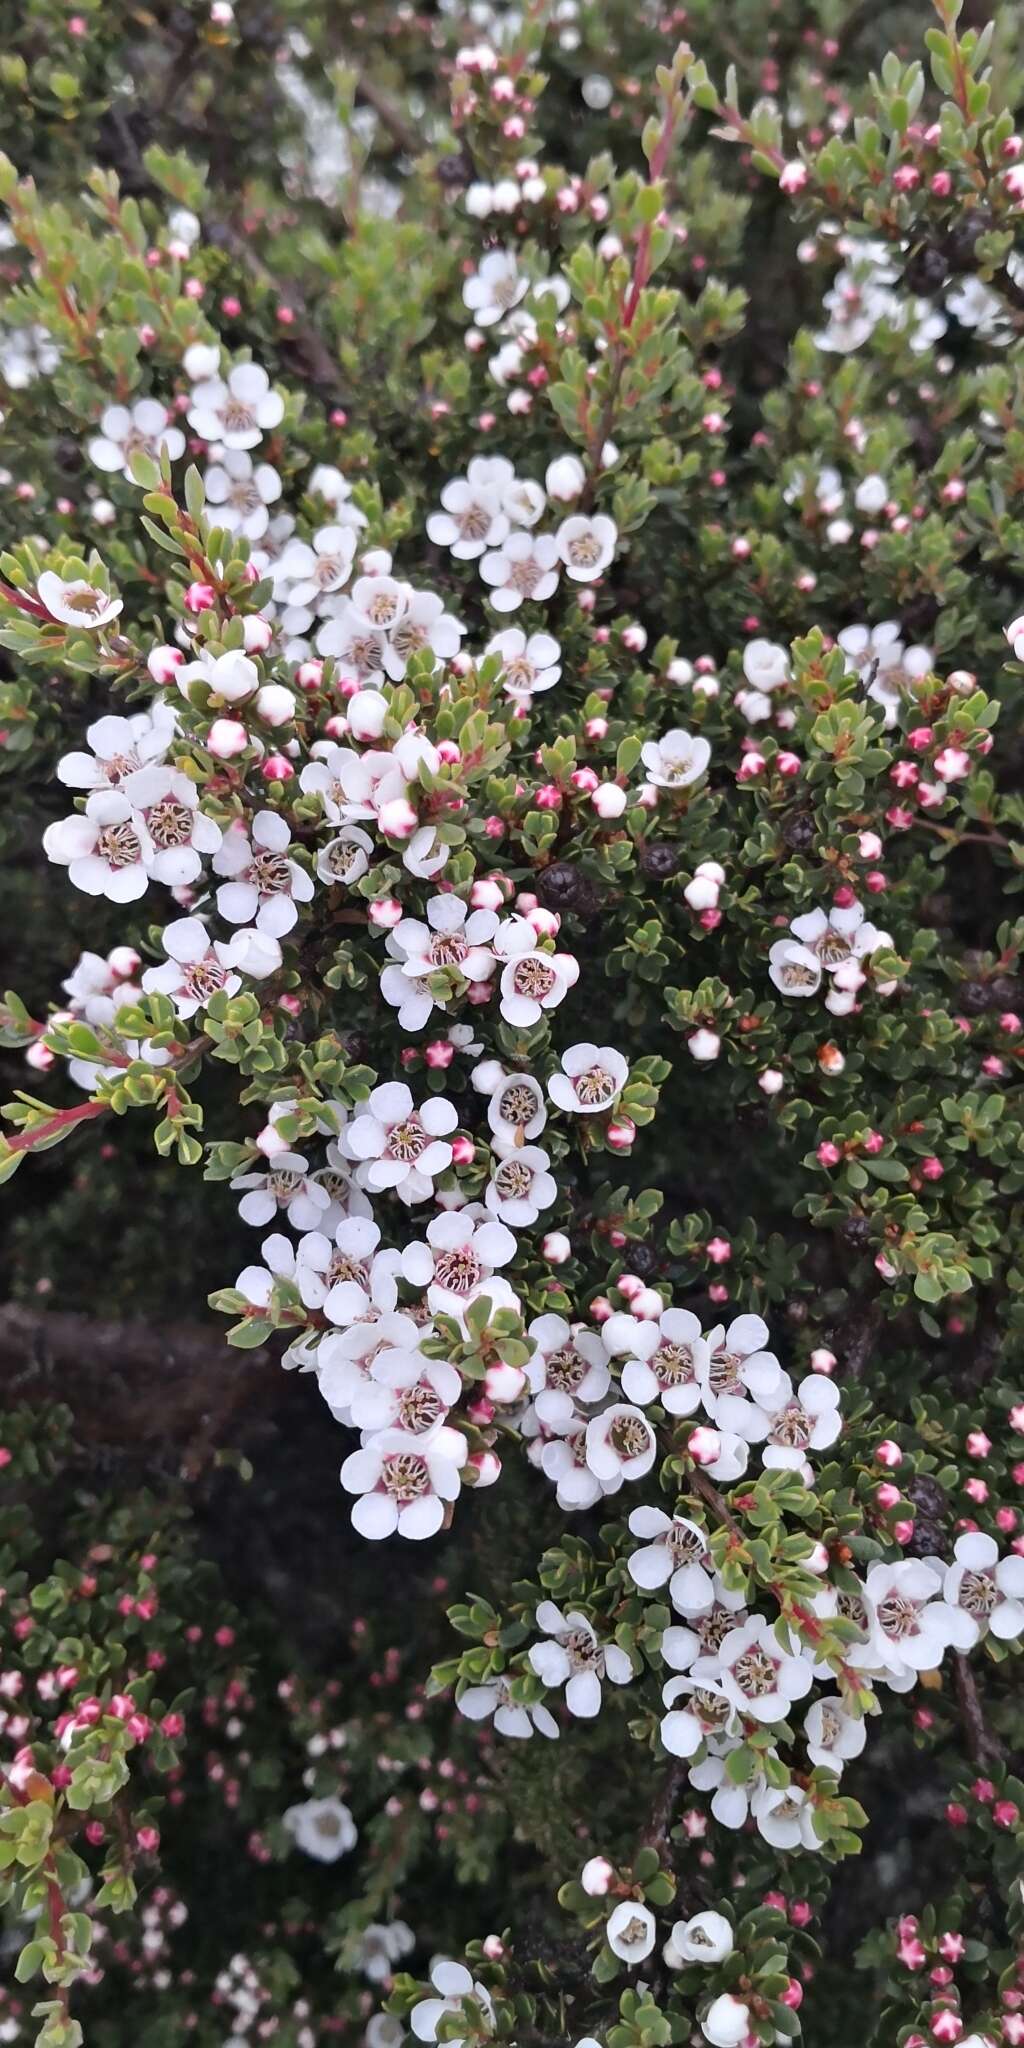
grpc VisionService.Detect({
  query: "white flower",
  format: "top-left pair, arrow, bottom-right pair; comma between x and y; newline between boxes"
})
494,922 -> 578,1026
308,464 -> 367,521
761,1373 -> 842,1470
346,1082 -> 458,1203
176,648 -> 259,704
487,1070 -> 548,1145
548,1043 -> 628,1116
282,1795 -> 357,1862
698,1315 -> 787,1444
187,361 -> 284,449
640,729 -> 711,790
204,450 -> 282,538
837,621 -> 932,727
742,639 -> 789,691
88,398 -> 185,476
702,1994 -> 751,2048
316,1312 -> 424,1416
402,1210 -> 517,1320
141,916 -> 244,1018
556,513 -> 617,581
803,1696 -> 867,1773
502,475 -> 546,527
386,592 -> 465,677
545,454 -> 586,502
526,1314 -> 611,1430
485,1144 -> 557,1227
381,896 -> 498,1031
341,1425 -> 468,1541
671,1911 -> 734,1964
137,769 -> 223,885
627,1507 -> 714,1613
789,900 -> 888,975
348,1349 -> 463,1437
701,1616 -> 813,1723
43,790 -> 152,903
231,1151 -> 332,1232
316,827 -> 375,887
604,1307 -> 707,1417
37,571 -> 123,630
852,1561 -> 963,1681
480,530 -> 560,612
768,940 -> 823,998
585,1404 -> 657,1483
462,249 -> 528,326
281,524 -> 358,607
358,1922 -> 416,1984
315,601 -> 387,679
427,476 -> 509,560
606,1901 -> 655,1965
943,1532 -> 1024,1647
456,1678 -> 559,1740
56,706 -> 175,797
485,626 -> 562,699
305,1217 -> 403,1326
753,1782 -> 820,1851
528,1603 -> 632,1718
854,472 -> 889,514
213,811 -> 314,937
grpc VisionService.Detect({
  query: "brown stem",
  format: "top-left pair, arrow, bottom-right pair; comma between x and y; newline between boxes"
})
953,1653 -> 1006,1764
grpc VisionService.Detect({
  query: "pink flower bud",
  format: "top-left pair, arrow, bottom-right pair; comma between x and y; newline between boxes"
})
541,1231 -> 571,1265
451,1136 -> 476,1166
470,877 -> 505,911
817,1141 -> 841,1167
378,797 -> 419,838
184,581 -> 216,613
296,660 -> 324,691
592,783 -> 628,818
467,1449 -> 501,1488
688,1028 -> 720,1061
758,1068 -> 784,1096
136,1825 -> 160,1853
368,898 -> 403,930
967,1430 -> 991,1458
242,615 -> 273,654
260,752 -> 294,782
689,1426 -> 723,1465
206,718 -> 248,758
809,1347 -> 836,1374
606,1117 -> 636,1150
424,1040 -> 455,1069
920,1155 -> 943,1181
572,767 -> 599,793
148,643 -> 184,684
484,1362 -> 527,1404
780,160 -> 808,193
581,1855 -> 616,1895
876,1482 -> 902,1510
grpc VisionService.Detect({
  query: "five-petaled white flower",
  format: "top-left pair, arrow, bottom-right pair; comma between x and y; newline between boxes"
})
641,728 -> 711,790
282,1795 -> 357,1862
485,626 -> 562,699
56,706 -> 176,798
456,1678 -> 559,1740
528,1602 -> 632,1718
88,398 -> 186,477
203,449 -> 282,538
462,249 -> 529,326
627,1506 -> 715,1614
187,361 -> 285,449
340,1423 -> 468,1541
942,1532 -> 1024,1647
548,1042 -> 628,1116
43,789 -> 152,902
37,571 -> 123,630
556,513 -> 617,581
345,1082 -> 458,1203
480,530 -> 560,612
606,1901 -> 656,1965
213,811 -> 314,936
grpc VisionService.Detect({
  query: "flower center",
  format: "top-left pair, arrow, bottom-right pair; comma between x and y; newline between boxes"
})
380,1452 -> 431,1504
496,1080 -> 539,1127
432,1247 -> 483,1296
768,1402 -> 813,1450
654,1342 -> 697,1390
64,586 -> 110,616
100,749 -> 141,784
565,531 -> 602,568
146,796 -> 193,849
457,500 -> 494,542
573,1064 -> 616,1108
429,933 -> 469,968
268,1169 -> 302,1201
250,848 -> 292,897
221,398 -> 257,434
323,840 -> 362,882
958,1568 -> 998,1618
512,956 -> 557,999
814,926 -> 853,968
615,1914 -> 648,1949
503,656 -> 537,694
835,1589 -> 869,1633
563,1626 -> 601,1671
327,1252 -> 370,1288
707,1347 -> 743,1396
97,821 -> 142,869
876,1592 -> 921,1641
397,1381 -> 445,1433
544,1344 -> 587,1393
362,588 -> 403,627
183,959 -> 230,1001
780,957 -> 819,991
698,1605 -> 736,1654
667,1523 -> 708,1568
691,1686 -> 732,1730
493,1157 -> 534,1201
385,1116 -> 428,1163
731,1646 -> 780,1699
609,1414 -> 653,1461
508,554 -> 545,598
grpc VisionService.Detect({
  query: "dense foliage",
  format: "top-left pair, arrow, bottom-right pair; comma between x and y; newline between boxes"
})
1,2 -> 1023,2045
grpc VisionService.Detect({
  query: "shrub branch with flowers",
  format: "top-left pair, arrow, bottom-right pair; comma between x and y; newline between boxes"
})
1,1 -> 1024,2045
